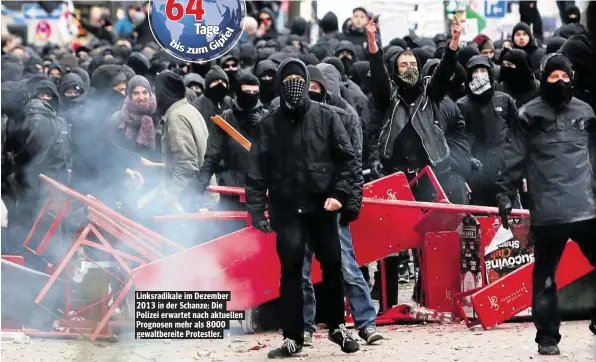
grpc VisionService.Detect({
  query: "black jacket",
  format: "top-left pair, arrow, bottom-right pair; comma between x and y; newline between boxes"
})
560,33 -> 596,112
496,97 -> 596,225
2,100 -> 70,198
368,46 -> 459,168
315,64 -> 364,214
496,79 -> 540,108
245,59 -> 359,218
457,91 -> 517,190
197,102 -> 267,192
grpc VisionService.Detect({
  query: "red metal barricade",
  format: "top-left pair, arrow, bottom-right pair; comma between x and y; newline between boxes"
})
5,167 -> 548,341
8,175 -> 185,340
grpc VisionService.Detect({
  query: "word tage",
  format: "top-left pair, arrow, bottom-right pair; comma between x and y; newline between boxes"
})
135,291 -> 245,339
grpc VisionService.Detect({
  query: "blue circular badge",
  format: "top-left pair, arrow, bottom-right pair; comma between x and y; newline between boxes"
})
149,0 -> 246,62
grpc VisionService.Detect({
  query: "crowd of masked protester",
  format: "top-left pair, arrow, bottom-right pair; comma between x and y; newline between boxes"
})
1,2 -> 596,325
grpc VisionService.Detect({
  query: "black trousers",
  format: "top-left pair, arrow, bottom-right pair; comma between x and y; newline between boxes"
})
531,218 -> 596,345
272,209 -> 344,344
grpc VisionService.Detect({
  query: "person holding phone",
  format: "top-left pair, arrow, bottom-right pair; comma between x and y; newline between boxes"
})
255,8 -> 278,42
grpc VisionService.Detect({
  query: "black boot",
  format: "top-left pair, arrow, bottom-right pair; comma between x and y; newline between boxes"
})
538,344 -> 560,356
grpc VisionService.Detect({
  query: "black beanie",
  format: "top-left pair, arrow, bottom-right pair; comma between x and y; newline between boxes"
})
237,72 -> 260,92
540,54 -> 573,83
155,70 -> 187,99
280,61 -> 306,81
512,22 -> 533,41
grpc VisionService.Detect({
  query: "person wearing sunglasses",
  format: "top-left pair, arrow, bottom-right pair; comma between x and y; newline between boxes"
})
255,8 -> 278,42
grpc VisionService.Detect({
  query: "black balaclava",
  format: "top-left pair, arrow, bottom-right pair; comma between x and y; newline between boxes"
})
236,73 -> 260,110
59,72 -> 87,108
466,55 -> 494,104
204,65 -> 229,104
255,59 -> 278,104
278,58 -> 309,112
220,55 -> 240,92
500,49 -> 534,93
191,61 -> 211,78
394,50 -> 422,103
335,40 -> 357,75
563,5 -> 581,24
307,65 -> 327,103
540,54 -> 574,109
154,70 -> 187,114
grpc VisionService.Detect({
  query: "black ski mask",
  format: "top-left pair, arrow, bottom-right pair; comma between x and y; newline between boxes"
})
206,82 -> 227,103
236,73 -> 260,110
339,56 -> 354,75
308,90 -> 324,102
540,54 -> 574,109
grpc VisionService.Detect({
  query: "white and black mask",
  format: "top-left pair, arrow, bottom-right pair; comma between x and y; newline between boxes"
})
282,78 -> 305,108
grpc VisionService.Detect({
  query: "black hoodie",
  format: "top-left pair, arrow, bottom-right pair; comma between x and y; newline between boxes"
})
59,72 -> 87,126
245,57 -> 359,218
511,22 -> 546,72
496,49 -> 540,108
191,65 -> 234,135
255,59 -> 278,110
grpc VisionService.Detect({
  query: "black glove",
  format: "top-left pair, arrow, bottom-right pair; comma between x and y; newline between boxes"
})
251,213 -> 273,233
497,194 -> 513,229
339,209 -> 359,226
471,158 -> 483,170
371,160 -> 384,179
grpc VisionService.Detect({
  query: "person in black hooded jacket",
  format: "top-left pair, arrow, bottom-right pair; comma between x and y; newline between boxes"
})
245,58 -> 361,358
255,8 -> 279,42
511,22 -> 546,73
304,63 -> 384,345
456,55 -> 517,207
24,53 -> 44,75
560,2 -> 596,112
317,11 -> 340,50
321,57 -> 370,135
1,80 -> 70,261
554,5 -> 587,38
196,73 -> 266,225
59,72 -> 88,128
496,53 -> 596,356
339,7 -> 370,60
334,40 -> 358,75
497,49 -> 540,108
219,54 -> 241,99
255,59 -> 278,110
192,65 -> 234,135
367,16 -> 463,200
25,74 -> 61,113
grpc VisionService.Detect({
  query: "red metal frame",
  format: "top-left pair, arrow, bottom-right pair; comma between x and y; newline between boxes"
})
5,175 -> 185,340
5,167 -> 539,340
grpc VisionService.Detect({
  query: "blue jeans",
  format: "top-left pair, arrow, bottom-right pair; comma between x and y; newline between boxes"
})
302,215 -> 377,332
